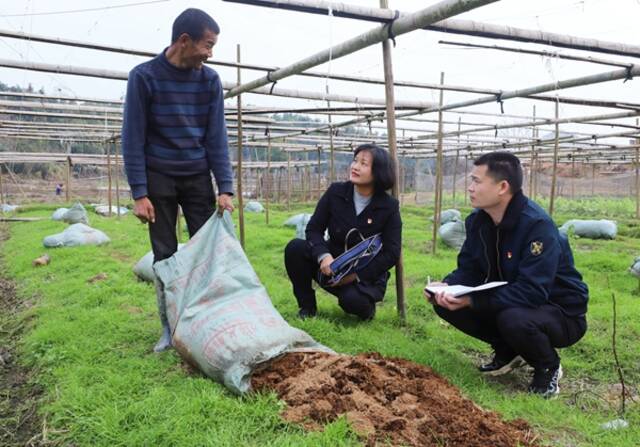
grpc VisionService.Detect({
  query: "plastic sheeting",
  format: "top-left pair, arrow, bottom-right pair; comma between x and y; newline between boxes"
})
94,205 -> 129,216
51,208 -> 69,221
439,209 -> 462,225
62,203 -> 89,225
559,219 -> 617,240
439,219 -> 466,249
630,256 -> 640,278
43,223 -> 110,248
244,201 -> 264,213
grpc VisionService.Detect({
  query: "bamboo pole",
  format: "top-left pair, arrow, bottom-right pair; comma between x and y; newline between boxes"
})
224,0 -> 500,99
636,119 -> 639,218
236,44 -> 245,248
266,130 -> 271,224
66,156 -> 71,203
414,160 -> 419,204
549,99 -> 560,217
529,105 -> 536,196
380,0 -> 405,321
571,158 -> 576,200
464,154 -> 469,205
287,152 -> 292,211
452,116 -> 460,206
0,58 -> 436,109
106,142 -> 112,217
439,40 -> 634,69
113,142 -> 121,219
316,147 -> 322,199
276,167 -> 282,203
432,72 -> 445,255
0,166 -> 4,204
305,165 -> 311,202
223,0 -> 640,58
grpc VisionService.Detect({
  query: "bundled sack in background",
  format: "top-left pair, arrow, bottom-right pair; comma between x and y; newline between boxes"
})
43,223 -> 110,248
559,219 -> 617,240
1,204 -> 19,213
154,211 -> 332,394
244,201 -> 264,213
133,244 -> 184,283
51,207 -> 69,221
439,209 -> 462,225
284,213 -> 313,239
94,205 -> 129,216
284,213 -> 312,227
439,218 -> 466,249
62,202 -> 89,225
630,256 -> 640,278
295,214 -> 312,239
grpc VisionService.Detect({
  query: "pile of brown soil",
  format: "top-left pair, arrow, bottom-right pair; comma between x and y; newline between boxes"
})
252,352 -> 541,447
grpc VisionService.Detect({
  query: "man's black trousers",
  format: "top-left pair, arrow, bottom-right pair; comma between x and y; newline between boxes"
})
434,304 -> 587,370
284,238 -> 379,320
147,170 -> 215,263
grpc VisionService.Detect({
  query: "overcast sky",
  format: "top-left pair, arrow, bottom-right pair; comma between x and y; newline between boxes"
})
0,0 -> 639,141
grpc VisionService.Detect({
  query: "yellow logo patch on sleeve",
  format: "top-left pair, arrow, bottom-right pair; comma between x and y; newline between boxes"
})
530,241 -> 544,256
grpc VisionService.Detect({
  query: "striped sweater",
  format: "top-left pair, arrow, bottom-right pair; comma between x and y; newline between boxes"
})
122,49 -> 233,200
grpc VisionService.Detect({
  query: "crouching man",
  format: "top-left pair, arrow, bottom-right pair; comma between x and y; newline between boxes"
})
425,152 -> 588,398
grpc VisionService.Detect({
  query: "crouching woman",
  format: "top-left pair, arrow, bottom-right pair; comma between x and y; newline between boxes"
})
284,144 -> 402,320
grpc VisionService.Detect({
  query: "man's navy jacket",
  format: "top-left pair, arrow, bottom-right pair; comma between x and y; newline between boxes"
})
444,191 -> 588,317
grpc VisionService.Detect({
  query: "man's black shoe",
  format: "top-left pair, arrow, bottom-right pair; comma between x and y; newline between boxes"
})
297,308 -> 317,320
478,354 -> 526,376
528,364 -> 562,399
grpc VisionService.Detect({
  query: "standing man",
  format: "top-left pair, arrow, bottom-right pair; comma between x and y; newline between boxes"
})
122,8 -> 234,352
425,152 -> 588,398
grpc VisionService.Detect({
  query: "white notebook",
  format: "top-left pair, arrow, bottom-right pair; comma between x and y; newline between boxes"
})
424,281 -> 508,298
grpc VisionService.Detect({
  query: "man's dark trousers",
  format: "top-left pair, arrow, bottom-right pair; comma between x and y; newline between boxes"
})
434,304 -> 587,370
146,169 -> 215,263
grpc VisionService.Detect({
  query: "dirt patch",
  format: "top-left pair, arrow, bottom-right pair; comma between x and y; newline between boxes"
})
0,226 -> 46,446
252,352 -> 541,447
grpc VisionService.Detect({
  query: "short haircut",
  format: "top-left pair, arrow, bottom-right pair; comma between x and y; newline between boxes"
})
353,144 -> 396,192
171,8 -> 220,44
474,151 -> 523,194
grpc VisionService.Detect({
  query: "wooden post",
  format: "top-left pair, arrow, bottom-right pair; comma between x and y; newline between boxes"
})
432,72 -> 445,255
305,165 -> 310,202
636,123 -> 639,218
265,130 -> 271,224
0,164 -> 4,204
413,159 -> 419,204
452,116 -> 460,206
106,142 -> 112,217
328,100 -> 335,183
113,142 -> 121,219
286,152 -> 291,211
591,163 -> 596,196
529,105 -> 536,196
301,163 -> 307,204
277,168 -> 282,203
549,99 -> 560,217
381,0 -> 405,320
316,147 -> 322,198
236,44 -> 245,248
66,156 -> 71,203
464,154 -> 469,205
571,158 -> 576,199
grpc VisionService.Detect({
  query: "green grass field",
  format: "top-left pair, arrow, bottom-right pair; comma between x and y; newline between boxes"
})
1,196 -> 639,446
